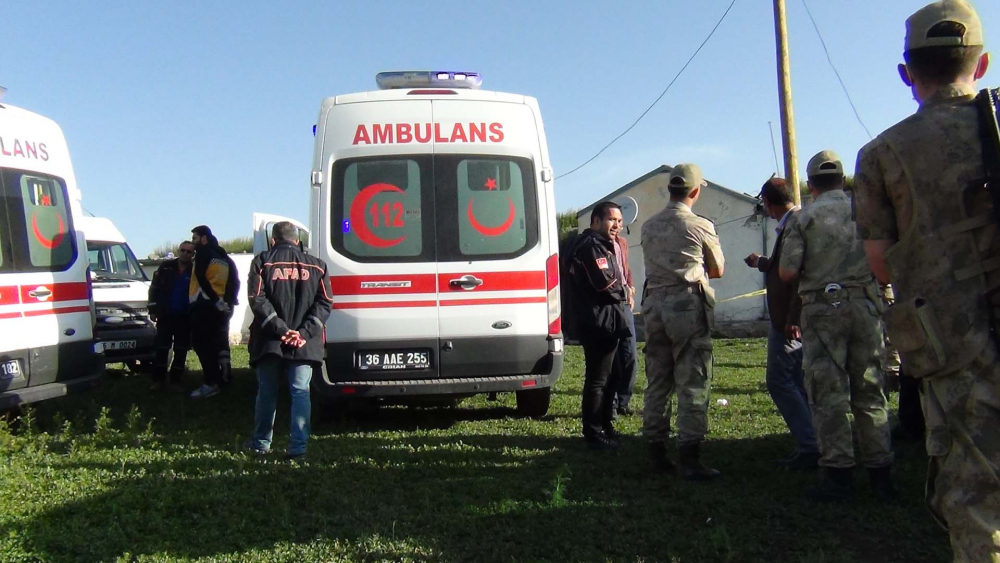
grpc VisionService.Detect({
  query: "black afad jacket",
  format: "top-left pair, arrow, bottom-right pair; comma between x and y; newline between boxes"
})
248,241 -> 334,366
567,229 -> 630,339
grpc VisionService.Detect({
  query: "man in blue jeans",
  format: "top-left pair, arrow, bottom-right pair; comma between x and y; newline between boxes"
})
246,222 -> 333,460
744,177 -> 819,469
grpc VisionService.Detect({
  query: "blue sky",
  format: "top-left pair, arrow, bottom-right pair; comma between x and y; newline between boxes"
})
3,1 -> 997,256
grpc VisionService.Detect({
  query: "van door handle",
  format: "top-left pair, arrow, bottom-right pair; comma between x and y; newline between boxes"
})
449,275 -> 483,290
28,288 -> 52,300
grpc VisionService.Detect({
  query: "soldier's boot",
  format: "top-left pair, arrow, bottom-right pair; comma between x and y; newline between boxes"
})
807,467 -> 853,502
867,465 -> 897,501
648,441 -> 676,475
678,443 -> 721,481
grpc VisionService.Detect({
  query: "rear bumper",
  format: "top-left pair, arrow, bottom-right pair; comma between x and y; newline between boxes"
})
0,365 -> 104,411
315,348 -> 563,398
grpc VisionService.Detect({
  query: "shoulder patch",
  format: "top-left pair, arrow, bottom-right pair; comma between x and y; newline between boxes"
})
596,257 -> 609,270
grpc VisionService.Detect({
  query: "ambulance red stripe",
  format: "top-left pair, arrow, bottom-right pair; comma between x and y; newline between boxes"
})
333,300 -> 437,310
18,282 -> 89,303
440,297 -> 547,306
0,285 -> 20,306
438,271 -> 545,292
330,274 -> 437,295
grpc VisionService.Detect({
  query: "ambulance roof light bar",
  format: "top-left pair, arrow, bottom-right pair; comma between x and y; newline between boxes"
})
376,71 -> 482,90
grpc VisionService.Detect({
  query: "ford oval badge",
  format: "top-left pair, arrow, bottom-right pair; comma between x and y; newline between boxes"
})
492,321 -> 512,330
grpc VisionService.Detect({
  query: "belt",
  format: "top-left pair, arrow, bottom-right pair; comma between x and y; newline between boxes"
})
800,283 -> 870,305
647,284 -> 699,296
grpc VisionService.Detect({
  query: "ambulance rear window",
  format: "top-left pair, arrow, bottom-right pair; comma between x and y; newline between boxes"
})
0,168 -> 76,273
331,156 -> 434,263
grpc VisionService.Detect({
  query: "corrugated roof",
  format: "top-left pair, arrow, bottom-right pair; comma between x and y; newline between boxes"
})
576,165 -> 758,218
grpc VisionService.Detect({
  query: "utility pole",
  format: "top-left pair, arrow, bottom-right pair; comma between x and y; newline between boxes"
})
773,0 -> 801,206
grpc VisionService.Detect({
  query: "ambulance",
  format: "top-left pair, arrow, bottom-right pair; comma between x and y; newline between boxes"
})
0,91 -> 104,410
255,71 -> 562,417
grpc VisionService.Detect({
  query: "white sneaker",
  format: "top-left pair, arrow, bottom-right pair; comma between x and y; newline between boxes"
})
189,384 -> 220,399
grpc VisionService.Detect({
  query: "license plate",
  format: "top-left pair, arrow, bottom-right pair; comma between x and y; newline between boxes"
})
103,340 -> 137,351
358,349 -> 431,371
1,359 -> 21,379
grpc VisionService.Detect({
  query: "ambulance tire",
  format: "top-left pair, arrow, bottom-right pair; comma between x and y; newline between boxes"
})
515,387 -> 550,418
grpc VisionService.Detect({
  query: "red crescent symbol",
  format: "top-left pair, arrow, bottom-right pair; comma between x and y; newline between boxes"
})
467,196 -> 515,237
349,183 -> 407,248
32,213 -> 66,249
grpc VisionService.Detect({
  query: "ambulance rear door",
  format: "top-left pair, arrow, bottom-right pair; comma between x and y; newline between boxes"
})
431,99 -> 552,378
321,99 -> 441,379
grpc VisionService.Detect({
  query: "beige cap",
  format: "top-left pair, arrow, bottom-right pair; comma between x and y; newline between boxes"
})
806,150 -> 844,178
668,163 -> 707,190
905,0 -> 983,52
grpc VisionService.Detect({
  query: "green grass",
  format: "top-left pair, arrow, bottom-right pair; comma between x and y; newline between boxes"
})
0,341 -> 949,563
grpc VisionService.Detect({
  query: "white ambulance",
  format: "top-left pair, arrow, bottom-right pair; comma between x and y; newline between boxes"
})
256,71 -> 562,416
0,92 -> 104,410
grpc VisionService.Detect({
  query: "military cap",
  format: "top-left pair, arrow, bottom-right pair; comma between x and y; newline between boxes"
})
668,163 -> 707,190
905,0 -> 983,52
806,150 -> 844,178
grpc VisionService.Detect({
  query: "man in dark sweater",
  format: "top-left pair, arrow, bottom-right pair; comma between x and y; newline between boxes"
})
188,225 -> 239,399
148,241 -> 195,392
246,222 -> 333,460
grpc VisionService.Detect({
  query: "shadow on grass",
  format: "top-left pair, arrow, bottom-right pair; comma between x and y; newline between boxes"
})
5,361 -> 950,563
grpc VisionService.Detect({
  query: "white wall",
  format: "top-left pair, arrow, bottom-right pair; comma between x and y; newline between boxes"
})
578,175 -> 776,323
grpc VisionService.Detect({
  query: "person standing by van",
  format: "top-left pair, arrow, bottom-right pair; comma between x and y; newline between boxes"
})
246,222 -> 333,459
567,201 -> 631,451
188,225 -> 239,399
147,241 -> 195,392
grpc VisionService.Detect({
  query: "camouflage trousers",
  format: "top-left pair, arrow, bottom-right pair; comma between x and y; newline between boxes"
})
924,344 -> 1000,563
641,290 -> 713,446
800,298 -> 893,469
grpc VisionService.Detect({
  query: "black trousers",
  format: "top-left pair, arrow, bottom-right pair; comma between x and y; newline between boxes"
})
152,313 -> 190,383
190,306 -> 230,387
898,369 -> 925,440
581,335 -> 621,439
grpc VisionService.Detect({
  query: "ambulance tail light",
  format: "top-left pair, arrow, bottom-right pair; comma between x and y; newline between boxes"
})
546,253 -> 561,336
376,71 -> 482,90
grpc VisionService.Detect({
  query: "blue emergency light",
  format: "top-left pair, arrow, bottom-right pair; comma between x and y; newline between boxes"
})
376,71 -> 482,90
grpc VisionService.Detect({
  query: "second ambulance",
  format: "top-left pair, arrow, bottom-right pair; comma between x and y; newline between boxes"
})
258,71 -> 563,416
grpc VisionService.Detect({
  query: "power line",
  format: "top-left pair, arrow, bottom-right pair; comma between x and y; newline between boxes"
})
556,0 -> 740,181
801,0 -> 872,140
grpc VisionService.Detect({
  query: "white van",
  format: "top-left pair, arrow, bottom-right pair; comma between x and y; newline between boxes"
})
256,71 -> 563,416
0,94 -> 104,409
78,216 -> 156,371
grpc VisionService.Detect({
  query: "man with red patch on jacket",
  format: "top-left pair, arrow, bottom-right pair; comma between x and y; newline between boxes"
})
246,222 -> 333,460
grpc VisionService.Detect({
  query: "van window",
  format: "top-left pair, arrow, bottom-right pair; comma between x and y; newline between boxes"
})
331,156 -> 434,263
436,155 -> 539,262
87,241 -> 147,281
261,222 -> 309,252
0,168 -> 76,272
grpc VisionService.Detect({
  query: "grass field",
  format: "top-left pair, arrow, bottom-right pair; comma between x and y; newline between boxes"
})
0,341 -> 950,563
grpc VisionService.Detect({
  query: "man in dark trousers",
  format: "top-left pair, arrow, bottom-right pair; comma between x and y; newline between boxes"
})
744,177 -> 819,469
611,229 -> 639,417
246,222 -> 333,460
147,240 -> 195,392
568,201 -> 631,450
188,225 -> 239,399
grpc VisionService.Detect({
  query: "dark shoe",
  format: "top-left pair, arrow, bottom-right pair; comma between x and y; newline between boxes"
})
283,451 -> 307,461
678,443 -> 721,481
867,465 -> 897,501
603,427 -> 623,445
585,435 -> 621,451
648,442 -> 676,475
616,406 -> 636,417
807,467 -> 854,502
784,451 -> 820,471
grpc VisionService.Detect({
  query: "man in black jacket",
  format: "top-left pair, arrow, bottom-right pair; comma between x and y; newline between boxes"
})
188,225 -> 240,399
246,222 -> 333,460
568,201 -> 631,450
148,241 -> 195,392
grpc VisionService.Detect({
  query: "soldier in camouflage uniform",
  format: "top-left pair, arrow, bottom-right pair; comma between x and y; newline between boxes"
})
778,150 -> 895,501
853,2 -> 1000,560
641,163 -> 725,481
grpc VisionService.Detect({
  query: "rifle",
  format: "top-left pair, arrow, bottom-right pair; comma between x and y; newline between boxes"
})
976,88 -> 1000,224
